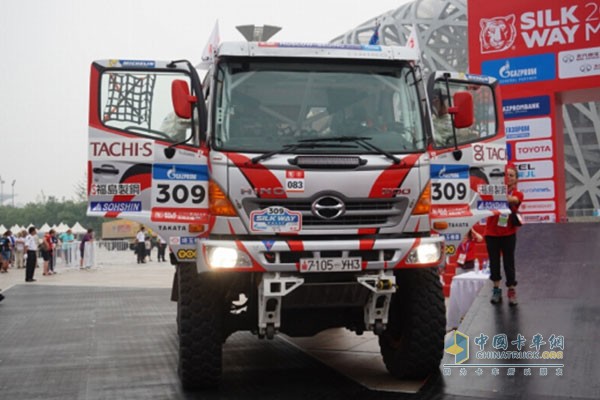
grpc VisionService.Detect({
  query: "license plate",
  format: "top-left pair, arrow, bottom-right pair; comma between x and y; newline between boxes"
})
299,257 -> 362,273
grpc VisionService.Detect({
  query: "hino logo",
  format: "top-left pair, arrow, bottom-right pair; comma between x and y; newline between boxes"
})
312,196 -> 345,220
382,188 -> 412,196
240,187 -> 286,196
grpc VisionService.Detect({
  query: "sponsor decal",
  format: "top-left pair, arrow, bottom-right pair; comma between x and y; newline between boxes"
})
520,200 -> 556,213
472,143 -> 508,164
515,160 -> 554,180
559,45 -> 600,79
89,139 -> 153,161
477,200 -> 510,210
250,206 -> 302,233
445,244 -> 456,255
465,74 -> 492,84
515,140 -> 553,161
478,184 -> 508,197
285,170 -> 305,192
177,249 -> 197,259
502,96 -> 551,120
262,240 -> 275,251
522,213 -> 556,223
430,205 -> 472,218
262,42 -> 382,52
431,164 -> 469,179
518,180 -> 555,200
442,233 -> 462,242
90,183 -> 141,196
480,14 -> 517,54
153,164 -> 208,181
177,237 -> 198,245
449,221 -> 470,228
90,201 -> 142,212
117,60 -> 156,68
505,117 -> 552,140
482,54 -> 556,85
151,207 -> 209,223
157,225 -> 186,231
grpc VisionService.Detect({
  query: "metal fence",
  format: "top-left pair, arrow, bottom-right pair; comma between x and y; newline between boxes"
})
52,239 -> 134,268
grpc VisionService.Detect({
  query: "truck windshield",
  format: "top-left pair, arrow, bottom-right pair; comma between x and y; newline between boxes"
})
213,60 -> 425,154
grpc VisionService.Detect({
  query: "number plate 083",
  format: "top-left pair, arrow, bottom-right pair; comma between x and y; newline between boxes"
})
299,257 -> 361,273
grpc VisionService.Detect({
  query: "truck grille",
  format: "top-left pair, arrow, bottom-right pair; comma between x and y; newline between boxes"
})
242,196 -> 408,229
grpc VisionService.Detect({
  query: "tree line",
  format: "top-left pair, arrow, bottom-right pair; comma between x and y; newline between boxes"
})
0,196 -> 105,235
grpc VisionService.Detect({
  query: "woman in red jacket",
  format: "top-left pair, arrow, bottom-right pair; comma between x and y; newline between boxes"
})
485,165 -> 524,306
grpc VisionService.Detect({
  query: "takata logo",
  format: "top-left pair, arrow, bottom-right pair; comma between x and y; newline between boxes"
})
480,15 -> 517,54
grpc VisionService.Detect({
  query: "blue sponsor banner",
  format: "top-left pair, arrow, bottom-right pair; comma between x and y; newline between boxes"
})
482,53 -> 555,85
477,200 -> 509,210
502,96 -> 550,120
442,233 -> 461,242
430,164 -> 469,179
90,201 -> 142,212
153,164 -> 208,181
180,237 -> 198,245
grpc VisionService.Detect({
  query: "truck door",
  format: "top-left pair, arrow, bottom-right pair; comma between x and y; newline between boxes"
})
87,60 -> 209,260
426,72 -> 508,259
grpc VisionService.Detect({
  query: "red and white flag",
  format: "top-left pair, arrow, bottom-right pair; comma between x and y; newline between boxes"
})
405,25 -> 421,60
198,20 -> 220,69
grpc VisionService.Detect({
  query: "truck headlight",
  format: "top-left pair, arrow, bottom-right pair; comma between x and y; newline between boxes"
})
406,243 -> 441,265
206,246 -> 252,269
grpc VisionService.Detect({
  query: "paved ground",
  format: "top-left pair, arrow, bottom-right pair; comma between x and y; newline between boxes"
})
1,223 -> 597,399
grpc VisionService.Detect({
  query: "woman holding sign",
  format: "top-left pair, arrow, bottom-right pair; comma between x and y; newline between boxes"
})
485,164 -> 524,306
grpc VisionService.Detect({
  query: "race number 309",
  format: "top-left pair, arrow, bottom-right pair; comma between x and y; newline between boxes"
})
156,183 -> 206,205
431,181 -> 467,202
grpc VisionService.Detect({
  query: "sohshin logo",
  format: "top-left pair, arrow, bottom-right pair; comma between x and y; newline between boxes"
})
480,15 -> 517,54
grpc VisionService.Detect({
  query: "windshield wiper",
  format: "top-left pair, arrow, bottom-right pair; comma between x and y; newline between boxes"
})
298,136 -> 401,164
250,142 -> 354,164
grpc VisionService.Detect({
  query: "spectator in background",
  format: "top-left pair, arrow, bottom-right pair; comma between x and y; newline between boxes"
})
79,228 -> 94,269
0,231 -> 12,273
24,226 -> 38,282
145,235 -> 152,262
14,230 -> 26,269
136,226 -> 146,264
41,230 -> 54,276
60,229 -> 75,266
157,236 -> 167,262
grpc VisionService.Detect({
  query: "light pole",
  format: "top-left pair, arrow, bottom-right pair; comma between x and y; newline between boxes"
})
11,180 -> 16,207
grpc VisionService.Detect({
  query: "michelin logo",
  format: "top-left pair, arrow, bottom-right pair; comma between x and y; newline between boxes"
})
90,202 -> 142,212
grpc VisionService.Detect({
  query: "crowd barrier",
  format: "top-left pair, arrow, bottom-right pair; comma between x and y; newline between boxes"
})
48,239 -> 134,267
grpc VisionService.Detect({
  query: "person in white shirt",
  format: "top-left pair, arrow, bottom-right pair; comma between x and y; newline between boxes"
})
24,226 -> 38,282
136,227 -> 147,264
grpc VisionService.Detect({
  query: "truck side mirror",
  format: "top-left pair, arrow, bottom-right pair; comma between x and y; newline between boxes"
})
448,92 -> 473,129
172,80 -> 197,119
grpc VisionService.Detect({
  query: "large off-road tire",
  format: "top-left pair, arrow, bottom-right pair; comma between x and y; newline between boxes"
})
379,267 -> 446,380
178,264 -> 224,390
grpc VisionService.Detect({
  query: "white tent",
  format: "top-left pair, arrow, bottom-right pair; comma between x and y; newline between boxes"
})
57,222 -> 70,233
10,224 -> 23,233
39,223 -> 51,233
0,224 -> 6,233
70,221 -> 87,234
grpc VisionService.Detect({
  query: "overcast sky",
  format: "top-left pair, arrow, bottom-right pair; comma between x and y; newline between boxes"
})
0,0 -> 410,206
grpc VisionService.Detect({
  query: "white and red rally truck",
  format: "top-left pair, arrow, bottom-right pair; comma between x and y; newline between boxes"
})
88,41 -> 507,389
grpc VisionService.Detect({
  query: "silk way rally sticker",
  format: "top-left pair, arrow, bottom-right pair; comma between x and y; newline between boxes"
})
250,207 -> 302,233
